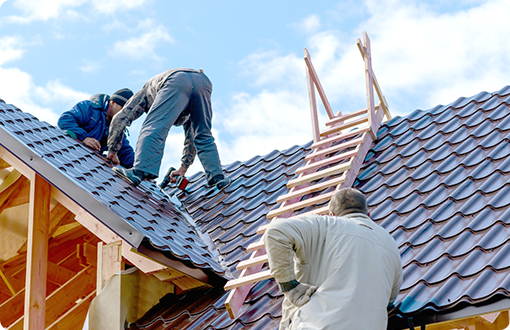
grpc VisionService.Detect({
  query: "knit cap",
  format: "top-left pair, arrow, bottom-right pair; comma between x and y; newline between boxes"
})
110,88 -> 134,107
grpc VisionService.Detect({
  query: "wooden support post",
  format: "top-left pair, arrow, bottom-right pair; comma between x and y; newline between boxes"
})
96,241 -> 122,295
24,173 -> 51,330
362,32 -> 377,139
303,48 -> 335,119
306,54 -> 321,143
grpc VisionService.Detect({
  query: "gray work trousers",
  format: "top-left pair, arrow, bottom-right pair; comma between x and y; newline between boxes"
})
133,71 -> 223,182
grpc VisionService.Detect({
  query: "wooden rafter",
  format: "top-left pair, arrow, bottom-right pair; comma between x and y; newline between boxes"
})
0,170 -> 28,216
224,31 -> 391,319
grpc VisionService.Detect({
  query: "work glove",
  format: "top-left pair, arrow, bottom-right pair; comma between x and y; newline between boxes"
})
283,282 -> 318,307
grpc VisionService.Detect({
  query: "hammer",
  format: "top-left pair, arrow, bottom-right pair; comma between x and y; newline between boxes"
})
159,167 -> 189,190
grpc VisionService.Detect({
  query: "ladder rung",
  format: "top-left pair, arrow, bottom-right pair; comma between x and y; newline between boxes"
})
257,206 -> 330,235
276,175 -> 345,204
267,191 -> 335,219
320,117 -> 369,137
237,254 -> 268,270
326,107 -> 369,127
311,127 -> 369,150
298,149 -> 357,174
287,162 -> 351,189
224,270 -> 272,291
247,240 -> 264,252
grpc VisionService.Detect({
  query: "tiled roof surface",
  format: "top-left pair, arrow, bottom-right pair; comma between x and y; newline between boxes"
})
0,101 -> 225,276
131,85 -> 510,329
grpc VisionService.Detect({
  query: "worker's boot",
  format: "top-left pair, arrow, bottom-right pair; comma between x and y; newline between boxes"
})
208,175 -> 231,191
113,167 -> 144,186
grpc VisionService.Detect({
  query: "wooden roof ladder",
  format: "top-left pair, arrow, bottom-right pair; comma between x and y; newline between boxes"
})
223,31 -> 392,318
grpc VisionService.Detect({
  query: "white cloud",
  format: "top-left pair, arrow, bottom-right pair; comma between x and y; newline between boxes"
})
0,37 -> 25,66
214,0 -> 510,169
7,0 -> 150,23
80,60 -> 101,73
109,19 -> 173,61
297,14 -> 321,34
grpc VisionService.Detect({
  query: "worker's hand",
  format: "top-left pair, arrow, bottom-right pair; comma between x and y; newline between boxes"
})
107,151 -> 120,165
170,166 -> 188,183
284,283 -> 318,307
82,137 -> 101,150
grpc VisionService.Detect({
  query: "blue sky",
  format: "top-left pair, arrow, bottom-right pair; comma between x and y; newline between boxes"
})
0,0 -> 509,179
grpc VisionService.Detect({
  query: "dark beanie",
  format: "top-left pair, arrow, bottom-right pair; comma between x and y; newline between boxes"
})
110,88 -> 134,107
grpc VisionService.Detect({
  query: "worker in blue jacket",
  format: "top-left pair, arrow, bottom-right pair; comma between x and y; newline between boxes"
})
58,88 -> 135,168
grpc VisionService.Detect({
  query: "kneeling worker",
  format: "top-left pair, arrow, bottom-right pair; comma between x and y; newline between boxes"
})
58,88 -> 135,168
107,68 -> 230,190
264,188 -> 403,330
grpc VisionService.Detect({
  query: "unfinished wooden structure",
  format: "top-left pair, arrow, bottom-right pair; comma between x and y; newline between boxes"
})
223,31 -> 391,318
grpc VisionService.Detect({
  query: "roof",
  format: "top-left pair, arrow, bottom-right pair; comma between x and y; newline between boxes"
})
0,100 -> 226,278
130,85 -> 510,329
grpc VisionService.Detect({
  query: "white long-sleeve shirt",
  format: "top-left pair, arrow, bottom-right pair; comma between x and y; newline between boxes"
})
264,213 -> 403,330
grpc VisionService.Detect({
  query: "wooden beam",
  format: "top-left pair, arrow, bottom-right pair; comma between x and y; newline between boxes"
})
0,170 -> 28,215
0,288 -> 25,327
77,242 -> 97,267
356,38 -> 392,121
236,254 -> 268,271
310,127 -> 369,151
10,266 -> 96,329
424,310 -> 509,330
276,175 -> 346,204
0,146 -> 33,179
303,48 -> 335,119
225,249 -> 266,318
121,243 -> 168,275
74,207 -> 121,245
297,150 -> 357,175
320,116 -> 369,137
45,290 -> 95,330
3,179 -> 30,209
0,158 -> 11,170
47,262 -> 77,286
224,270 -> 272,291
362,32 -> 377,140
96,241 -> 122,295
306,56 -> 321,143
286,162 -> 351,189
172,276 -> 208,292
24,173 -> 51,330
325,107 -> 369,127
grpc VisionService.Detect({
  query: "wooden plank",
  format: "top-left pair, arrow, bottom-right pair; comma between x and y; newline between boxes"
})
297,149 -> 357,175
0,288 -> 25,327
276,175 -> 346,205
45,290 -> 95,330
325,107 -> 369,127
96,241 -> 122,295
24,173 -> 51,330
0,158 -> 11,169
0,146 -> 33,179
306,60 -> 321,143
303,48 -> 335,119
286,162 -> 351,189
120,243 -> 168,275
47,262 -> 76,286
4,178 -> 30,209
310,127 -> 369,151
356,38 -> 392,121
320,116 -> 369,137
11,266 -> 96,329
237,254 -> 268,271
267,191 -> 336,219
225,248 -> 266,319
224,270 -> 272,291
152,268 -> 185,282
362,32 -> 377,140
0,269 -> 15,296
74,207 -> 120,245
172,276 -> 208,292
0,170 -> 28,215
256,205 -> 331,236
246,240 -> 264,252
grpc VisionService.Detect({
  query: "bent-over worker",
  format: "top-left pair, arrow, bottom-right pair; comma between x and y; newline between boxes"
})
58,88 -> 135,168
107,68 -> 230,190
264,188 -> 403,330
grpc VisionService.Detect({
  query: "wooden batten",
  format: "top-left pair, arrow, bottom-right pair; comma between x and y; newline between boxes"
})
96,241 -> 122,295
421,310 -> 509,330
303,48 -> 335,119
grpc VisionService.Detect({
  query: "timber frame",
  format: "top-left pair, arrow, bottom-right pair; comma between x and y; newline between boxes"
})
0,106 -> 213,329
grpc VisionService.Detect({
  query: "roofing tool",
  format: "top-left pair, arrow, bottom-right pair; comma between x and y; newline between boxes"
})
159,167 -> 189,190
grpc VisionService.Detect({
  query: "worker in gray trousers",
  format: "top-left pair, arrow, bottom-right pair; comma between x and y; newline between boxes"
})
107,68 -> 230,190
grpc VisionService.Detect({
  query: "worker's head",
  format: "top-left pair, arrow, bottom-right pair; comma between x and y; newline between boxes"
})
106,88 -> 134,121
329,188 -> 368,217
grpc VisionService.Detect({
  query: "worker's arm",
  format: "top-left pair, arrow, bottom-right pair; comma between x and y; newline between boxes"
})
264,216 -> 318,306
107,89 -> 146,155
57,101 -> 93,141
116,135 -> 135,168
180,116 -> 197,169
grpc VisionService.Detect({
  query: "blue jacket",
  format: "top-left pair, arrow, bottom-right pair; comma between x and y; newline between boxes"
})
58,94 -> 135,168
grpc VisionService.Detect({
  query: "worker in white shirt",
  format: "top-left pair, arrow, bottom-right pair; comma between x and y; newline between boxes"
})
264,188 -> 403,330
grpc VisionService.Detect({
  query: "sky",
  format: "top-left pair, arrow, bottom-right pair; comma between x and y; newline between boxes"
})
1,0 -> 510,180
